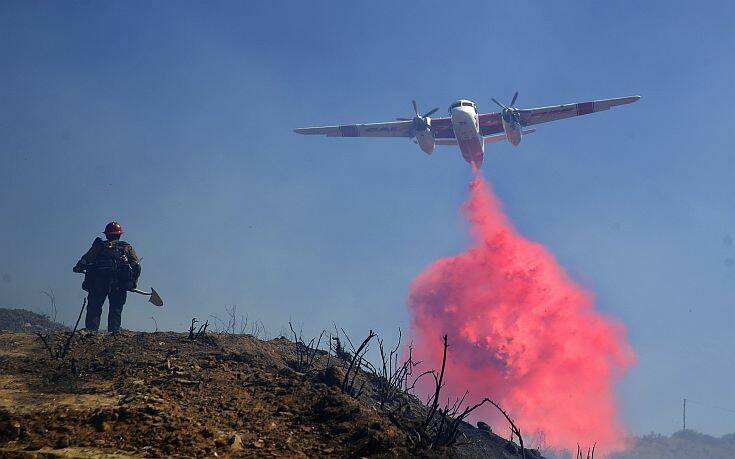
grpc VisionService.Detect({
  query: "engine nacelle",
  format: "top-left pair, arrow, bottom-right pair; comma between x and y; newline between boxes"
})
415,129 -> 435,154
502,119 -> 522,146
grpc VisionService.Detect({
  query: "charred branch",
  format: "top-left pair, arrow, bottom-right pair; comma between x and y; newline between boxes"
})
485,398 -> 526,459
341,329 -> 376,398
412,334 -> 526,453
188,318 -> 198,339
40,289 -> 58,324
35,299 -> 86,360
187,318 -> 209,341
577,443 -> 596,459
371,329 -> 422,408
422,334 -> 449,432
288,322 -> 325,373
59,299 -> 86,359
329,323 -> 352,362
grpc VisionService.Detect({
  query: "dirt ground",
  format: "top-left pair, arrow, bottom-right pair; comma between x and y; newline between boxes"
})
0,326 -> 541,458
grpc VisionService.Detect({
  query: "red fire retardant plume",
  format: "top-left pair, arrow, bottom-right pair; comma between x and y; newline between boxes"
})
408,174 -> 635,454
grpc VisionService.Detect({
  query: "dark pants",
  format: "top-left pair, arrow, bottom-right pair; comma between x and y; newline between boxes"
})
85,276 -> 127,332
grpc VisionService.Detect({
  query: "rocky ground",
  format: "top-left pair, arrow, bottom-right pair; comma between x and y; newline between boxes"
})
0,313 -> 541,458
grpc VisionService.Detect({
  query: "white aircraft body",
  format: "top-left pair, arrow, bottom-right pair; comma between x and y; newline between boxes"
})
294,93 -> 640,168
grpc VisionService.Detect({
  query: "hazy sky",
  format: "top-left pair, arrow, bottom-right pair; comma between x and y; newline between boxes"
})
2,0 -> 734,437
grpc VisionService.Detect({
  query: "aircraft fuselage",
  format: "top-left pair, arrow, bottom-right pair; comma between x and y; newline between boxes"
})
449,100 -> 484,168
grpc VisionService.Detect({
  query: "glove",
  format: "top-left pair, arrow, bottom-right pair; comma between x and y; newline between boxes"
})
73,259 -> 87,273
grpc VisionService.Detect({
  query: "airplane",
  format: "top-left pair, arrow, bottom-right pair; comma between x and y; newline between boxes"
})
294,93 -> 641,169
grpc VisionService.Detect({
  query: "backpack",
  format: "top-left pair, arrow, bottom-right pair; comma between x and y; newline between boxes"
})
84,240 -> 138,290
95,241 -> 130,268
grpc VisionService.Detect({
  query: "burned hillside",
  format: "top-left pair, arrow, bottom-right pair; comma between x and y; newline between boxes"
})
0,308 -> 68,333
0,319 -> 541,458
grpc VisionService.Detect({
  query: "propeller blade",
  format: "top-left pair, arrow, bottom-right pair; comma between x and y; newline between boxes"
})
510,91 -> 519,107
491,98 -> 506,109
412,100 -> 419,117
423,107 -> 439,118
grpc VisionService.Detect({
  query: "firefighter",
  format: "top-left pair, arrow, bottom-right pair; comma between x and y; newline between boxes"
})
73,221 -> 141,333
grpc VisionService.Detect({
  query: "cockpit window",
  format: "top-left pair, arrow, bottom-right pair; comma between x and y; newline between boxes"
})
449,101 -> 476,112
449,100 -> 475,112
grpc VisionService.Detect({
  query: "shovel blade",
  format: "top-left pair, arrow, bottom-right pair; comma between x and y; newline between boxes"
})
148,288 -> 164,307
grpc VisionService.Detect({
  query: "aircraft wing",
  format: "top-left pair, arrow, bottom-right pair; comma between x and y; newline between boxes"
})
477,95 -> 640,134
484,129 -> 536,144
427,117 -> 455,139
437,129 -> 536,145
295,117 -> 458,139
479,113 -> 504,136
518,95 -> 641,127
294,120 -> 413,138
434,139 -> 458,145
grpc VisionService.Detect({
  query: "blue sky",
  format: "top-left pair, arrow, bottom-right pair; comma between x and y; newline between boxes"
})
2,0 -> 734,437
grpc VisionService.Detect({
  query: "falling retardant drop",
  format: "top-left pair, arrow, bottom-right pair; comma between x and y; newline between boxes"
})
408,173 -> 636,454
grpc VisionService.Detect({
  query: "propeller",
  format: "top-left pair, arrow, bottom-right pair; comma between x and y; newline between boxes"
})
492,91 -> 521,123
396,100 -> 439,133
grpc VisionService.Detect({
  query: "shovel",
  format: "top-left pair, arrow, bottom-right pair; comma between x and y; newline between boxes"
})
130,287 -> 164,307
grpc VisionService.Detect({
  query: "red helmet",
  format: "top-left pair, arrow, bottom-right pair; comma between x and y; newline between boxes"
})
103,221 -> 123,236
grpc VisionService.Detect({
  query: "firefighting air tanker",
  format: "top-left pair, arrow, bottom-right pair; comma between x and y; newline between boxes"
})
294,93 -> 640,168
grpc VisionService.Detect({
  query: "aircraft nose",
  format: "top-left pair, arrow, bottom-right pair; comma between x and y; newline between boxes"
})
451,106 -> 474,123
451,106 -> 471,116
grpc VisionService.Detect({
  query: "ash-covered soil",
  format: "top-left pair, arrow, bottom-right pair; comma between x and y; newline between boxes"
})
0,327 -> 539,458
